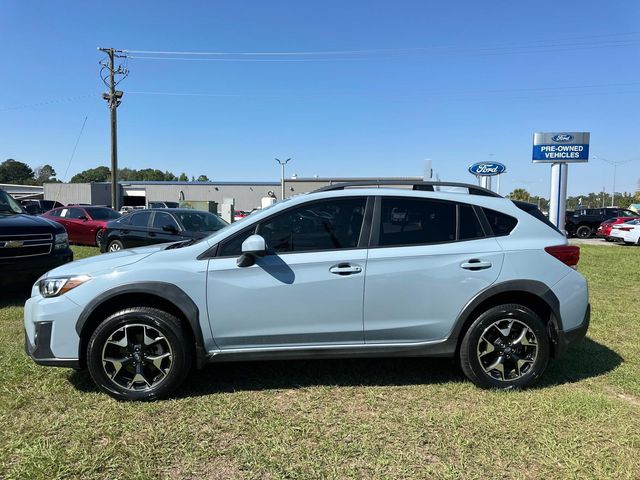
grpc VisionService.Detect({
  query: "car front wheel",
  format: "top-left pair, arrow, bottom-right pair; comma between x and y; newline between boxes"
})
460,304 -> 550,389
576,225 -> 592,238
87,307 -> 192,401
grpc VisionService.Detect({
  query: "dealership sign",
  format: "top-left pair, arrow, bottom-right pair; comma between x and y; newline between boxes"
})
532,132 -> 590,163
468,162 -> 506,176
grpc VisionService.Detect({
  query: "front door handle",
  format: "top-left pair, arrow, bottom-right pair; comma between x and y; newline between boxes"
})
460,259 -> 492,271
329,263 -> 362,276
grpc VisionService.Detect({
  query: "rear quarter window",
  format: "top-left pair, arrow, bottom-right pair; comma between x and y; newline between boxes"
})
482,208 -> 518,236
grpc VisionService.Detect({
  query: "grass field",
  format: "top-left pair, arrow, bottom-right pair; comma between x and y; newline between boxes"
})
1,244 -> 639,479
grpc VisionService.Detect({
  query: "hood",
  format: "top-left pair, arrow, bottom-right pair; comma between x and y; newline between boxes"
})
0,213 -> 64,235
44,244 -> 166,278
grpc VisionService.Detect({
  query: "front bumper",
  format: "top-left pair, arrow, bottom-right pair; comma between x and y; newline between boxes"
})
24,322 -> 80,369
554,304 -> 590,357
0,247 -> 73,287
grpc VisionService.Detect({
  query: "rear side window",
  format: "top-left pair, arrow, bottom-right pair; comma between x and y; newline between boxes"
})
378,198 -> 456,246
482,208 -> 518,236
130,211 -> 152,227
458,205 -> 484,240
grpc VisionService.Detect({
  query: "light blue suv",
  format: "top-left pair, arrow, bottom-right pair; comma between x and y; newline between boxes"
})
24,182 -> 590,401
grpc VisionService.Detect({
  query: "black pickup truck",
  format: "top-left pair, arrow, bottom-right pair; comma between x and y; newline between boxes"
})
565,207 -> 638,238
0,188 -> 73,288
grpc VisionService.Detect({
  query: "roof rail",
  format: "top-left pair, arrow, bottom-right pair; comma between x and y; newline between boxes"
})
312,180 -> 502,198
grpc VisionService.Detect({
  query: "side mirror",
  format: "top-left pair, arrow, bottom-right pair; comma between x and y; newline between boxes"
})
237,234 -> 267,267
162,224 -> 178,234
78,215 -> 88,221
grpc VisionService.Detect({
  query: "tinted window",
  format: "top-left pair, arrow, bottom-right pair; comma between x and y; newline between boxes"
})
85,207 -> 120,221
48,208 -> 62,217
378,198 -> 456,246
148,202 -> 162,208
175,211 -> 227,232
458,205 -> 484,240
258,198 -> 366,253
130,211 -> 152,227
218,226 -> 258,257
165,202 -> 179,208
67,207 -> 86,219
152,212 -> 180,230
620,210 -> 637,217
483,208 -> 518,236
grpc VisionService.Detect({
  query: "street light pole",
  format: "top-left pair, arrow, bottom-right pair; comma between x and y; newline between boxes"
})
275,158 -> 291,200
595,156 -> 632,208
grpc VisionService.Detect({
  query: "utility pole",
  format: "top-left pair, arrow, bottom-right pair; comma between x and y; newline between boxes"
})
275,158 -> 291,200
595,156 -> 632,208
98,48 -> 128,210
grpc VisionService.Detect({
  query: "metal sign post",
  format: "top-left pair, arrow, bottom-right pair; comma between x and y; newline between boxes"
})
533,132 -> 590,233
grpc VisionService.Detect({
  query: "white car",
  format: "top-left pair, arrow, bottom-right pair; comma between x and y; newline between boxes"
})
610,219 -> 640,245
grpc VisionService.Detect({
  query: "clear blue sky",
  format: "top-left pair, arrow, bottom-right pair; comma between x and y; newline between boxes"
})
1,0 -> 639,197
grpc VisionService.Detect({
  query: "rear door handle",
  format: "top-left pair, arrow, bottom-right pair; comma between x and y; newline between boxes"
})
329,263 -> 363,275
460,259 -> 492,271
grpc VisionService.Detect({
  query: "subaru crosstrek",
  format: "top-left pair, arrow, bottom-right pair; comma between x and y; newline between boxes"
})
24,182 -> 590,401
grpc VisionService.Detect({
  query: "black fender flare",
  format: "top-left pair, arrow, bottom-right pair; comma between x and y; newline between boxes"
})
449,279 -> 562,343
75,282 -> 206,366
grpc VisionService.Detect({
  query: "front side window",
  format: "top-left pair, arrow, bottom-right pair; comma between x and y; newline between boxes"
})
258,197 -> 366,254
67,207 -> 86,219
218,226 -> 257,257
378,197 -> 456,246
152,212 -> 180,230
47,208 -> 62,217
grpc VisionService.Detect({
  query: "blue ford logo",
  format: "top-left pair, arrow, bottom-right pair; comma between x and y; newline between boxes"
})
551,134 -> 573,142
468,162 -> 506,176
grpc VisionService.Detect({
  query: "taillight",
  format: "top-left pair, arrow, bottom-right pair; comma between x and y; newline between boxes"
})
618,227 -> 632,231
545,245 -> 580,268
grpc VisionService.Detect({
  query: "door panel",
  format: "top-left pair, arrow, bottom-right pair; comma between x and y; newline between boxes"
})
364,238 -> 504,343
207,250 -> 367,349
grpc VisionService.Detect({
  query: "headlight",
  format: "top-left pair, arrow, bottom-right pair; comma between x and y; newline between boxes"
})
39,275 -> 90,298
54,233 -> 69,250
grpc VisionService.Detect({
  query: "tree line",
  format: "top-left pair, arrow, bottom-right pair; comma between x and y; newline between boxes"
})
507,188 -> 640,210
0,159 -> 210,185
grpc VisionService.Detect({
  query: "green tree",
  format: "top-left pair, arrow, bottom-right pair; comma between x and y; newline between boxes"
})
70,166 -> 111,183
33,164 -> 58,185
0,159 -> 34,184
178,172 -> 189,182
196,174 -> 210,182
507,188 -> 531,202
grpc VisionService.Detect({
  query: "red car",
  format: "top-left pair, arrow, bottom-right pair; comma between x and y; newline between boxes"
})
597,216 -> 640,241
42,205 -> 121,246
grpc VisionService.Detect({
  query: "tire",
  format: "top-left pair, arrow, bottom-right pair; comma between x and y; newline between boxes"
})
87,307 -> 192,401
95,229 -> 104,247
460,304 -> 550,390
107,239 -> 124,252
575,225 -> 592,238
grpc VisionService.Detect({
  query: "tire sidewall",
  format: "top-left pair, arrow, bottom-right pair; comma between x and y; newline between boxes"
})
108,239 -> 123,252
87,309 -> 190,401
576,225 -> 591,238
461,305 -> 550,389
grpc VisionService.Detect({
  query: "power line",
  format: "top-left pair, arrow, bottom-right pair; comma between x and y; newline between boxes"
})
55,116 -> 88,205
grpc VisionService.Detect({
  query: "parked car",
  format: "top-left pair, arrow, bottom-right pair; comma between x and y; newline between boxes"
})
148,201 -> 179,209
566,207 -> 638,238
20,199 -> 64,215
609,219 -> 640,245
24,181 -> 590,401
596,217 -> 640,241
100,208 -> 228,252
234,210 -> 250,221
0,188 -> 72,288
42,206 -> 121,246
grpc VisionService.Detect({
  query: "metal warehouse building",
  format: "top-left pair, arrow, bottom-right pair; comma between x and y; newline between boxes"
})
43,177 -> 422,211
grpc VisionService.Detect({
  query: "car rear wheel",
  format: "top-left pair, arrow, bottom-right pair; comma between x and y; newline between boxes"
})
460,304 -> 550,390
108,239 -> 123,252
87,307 -> 192,401
576,225 -> 592,238
95,229 -> 104,247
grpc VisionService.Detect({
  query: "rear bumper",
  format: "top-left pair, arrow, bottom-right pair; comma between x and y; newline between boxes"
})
554,304 -> 590,357
24,322 -> 80,369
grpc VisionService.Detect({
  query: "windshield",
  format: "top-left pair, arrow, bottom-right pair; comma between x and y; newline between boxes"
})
0,190 -> 24,215
85,207 -> 121,221
175,211 -> 228,232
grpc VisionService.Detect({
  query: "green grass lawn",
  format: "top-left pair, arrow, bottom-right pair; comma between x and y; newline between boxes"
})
1,245 -> 639,479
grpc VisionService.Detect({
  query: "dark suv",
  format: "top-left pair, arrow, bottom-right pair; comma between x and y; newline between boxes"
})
0,189 -> 73,288
566,207 -> 638,238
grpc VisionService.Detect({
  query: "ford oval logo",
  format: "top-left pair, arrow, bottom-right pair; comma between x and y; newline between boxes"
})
551,134 -> 573,142
468,162 -> 506,176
